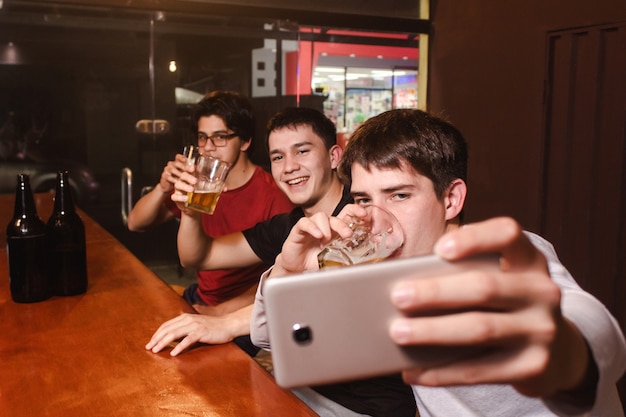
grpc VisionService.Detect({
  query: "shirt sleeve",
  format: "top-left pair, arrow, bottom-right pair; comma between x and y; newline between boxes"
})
242,209 -> 303,264
525,232 -> 626,416
250,267 -> 273,350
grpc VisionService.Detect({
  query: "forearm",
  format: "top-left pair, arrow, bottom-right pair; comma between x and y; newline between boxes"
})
223,304 -> 255,339
194,302 -> 255,339
543,289 -> 626,415
179,223 -> 262,270
194,285 -> 257,316
127,184 -> 173,231
545,332 -> 598,413
177,212 -> 211,267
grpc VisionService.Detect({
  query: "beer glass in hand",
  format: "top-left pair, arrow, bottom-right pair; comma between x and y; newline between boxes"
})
317,206 -> 404,269
184,155 -> 231,215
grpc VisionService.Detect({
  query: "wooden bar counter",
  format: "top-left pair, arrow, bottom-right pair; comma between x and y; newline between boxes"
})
0,193 -> 316,417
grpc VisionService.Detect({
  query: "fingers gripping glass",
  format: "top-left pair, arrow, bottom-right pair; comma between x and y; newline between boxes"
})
197,132 -> 239,147
183,144 -> 199,165
317,206 -> 404,269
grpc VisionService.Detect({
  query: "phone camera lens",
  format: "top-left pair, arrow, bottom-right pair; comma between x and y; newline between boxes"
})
292,324 -> 312,345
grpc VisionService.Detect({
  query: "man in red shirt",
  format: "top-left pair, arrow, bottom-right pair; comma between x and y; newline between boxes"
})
129,91 -> 293,355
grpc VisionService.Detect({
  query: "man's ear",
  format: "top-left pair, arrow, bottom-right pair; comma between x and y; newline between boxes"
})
329,144 -> 343,170
444,179 -> 467,221
240,138 -> 252,152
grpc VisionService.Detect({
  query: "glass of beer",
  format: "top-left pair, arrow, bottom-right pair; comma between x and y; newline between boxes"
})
185,155 -> 231,215
317,205 -> 404,270
182,144 -> 199,166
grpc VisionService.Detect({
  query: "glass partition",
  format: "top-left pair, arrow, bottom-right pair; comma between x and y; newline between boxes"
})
313,67 -> 418,132
0,1 -> 426,281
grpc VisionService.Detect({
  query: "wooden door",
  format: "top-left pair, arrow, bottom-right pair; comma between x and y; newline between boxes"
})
540,21 -> 626,400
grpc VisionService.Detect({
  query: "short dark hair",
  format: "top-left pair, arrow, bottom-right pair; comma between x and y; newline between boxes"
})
191,90 -> 255,149
265,107 -> 337,151
338,109 -> 468,198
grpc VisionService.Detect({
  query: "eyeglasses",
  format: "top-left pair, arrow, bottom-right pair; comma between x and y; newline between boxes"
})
197,132 -> 239,147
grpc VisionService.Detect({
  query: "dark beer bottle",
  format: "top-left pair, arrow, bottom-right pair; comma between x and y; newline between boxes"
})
46,171 -> 88,296
6,174 -> 50,303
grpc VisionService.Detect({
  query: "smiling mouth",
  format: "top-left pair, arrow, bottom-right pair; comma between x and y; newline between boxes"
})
286,177 -> 308,186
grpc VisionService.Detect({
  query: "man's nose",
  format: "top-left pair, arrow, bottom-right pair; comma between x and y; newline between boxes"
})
202,139 -> 217,152
283,155 -> 299,172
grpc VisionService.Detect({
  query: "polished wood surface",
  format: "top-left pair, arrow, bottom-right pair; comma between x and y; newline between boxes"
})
0,192 -> 316,417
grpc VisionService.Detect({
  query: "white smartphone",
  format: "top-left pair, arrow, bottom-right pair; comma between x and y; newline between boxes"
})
263,253 -> 500,388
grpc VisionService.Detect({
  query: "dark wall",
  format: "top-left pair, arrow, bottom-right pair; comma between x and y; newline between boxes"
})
429,0 -> 626,230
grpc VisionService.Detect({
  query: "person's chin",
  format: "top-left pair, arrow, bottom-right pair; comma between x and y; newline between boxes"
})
282,182 -> 310,200
286,194 -> 311,208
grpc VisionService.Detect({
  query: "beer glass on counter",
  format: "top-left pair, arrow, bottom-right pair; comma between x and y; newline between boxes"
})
185,154 -> 231,215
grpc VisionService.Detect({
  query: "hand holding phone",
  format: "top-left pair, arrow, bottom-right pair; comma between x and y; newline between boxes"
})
264,253 -> 499,388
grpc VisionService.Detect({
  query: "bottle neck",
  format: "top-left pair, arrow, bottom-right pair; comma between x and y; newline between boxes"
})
54,171 -> 76,214
14,174 -> 38,218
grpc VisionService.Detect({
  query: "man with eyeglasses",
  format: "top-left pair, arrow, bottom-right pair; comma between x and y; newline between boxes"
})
129,90 -> 293,356
146,106 -> 350,355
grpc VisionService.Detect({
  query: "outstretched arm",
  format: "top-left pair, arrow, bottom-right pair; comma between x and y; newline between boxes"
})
389,217 -> 626,412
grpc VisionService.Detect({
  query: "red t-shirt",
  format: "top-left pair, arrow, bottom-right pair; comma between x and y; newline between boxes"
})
171,166 -> 293,305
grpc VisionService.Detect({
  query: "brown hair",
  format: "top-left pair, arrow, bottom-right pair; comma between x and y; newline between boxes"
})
338,109 -> 468,198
